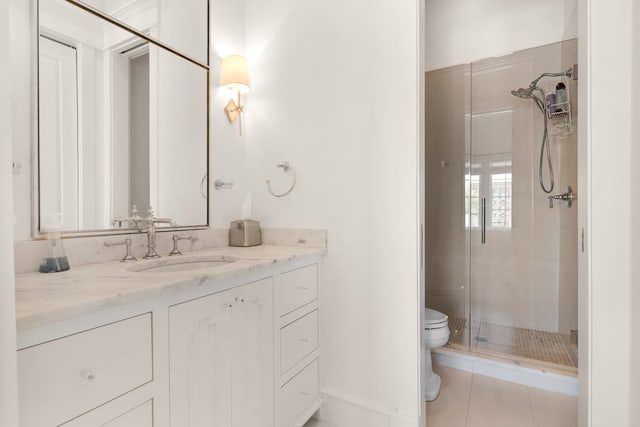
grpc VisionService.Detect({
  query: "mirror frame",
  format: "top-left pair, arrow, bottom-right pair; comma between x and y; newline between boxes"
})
31,0 -> 211,239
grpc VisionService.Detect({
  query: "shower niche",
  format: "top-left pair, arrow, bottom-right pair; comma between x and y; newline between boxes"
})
425,39 -> 579,371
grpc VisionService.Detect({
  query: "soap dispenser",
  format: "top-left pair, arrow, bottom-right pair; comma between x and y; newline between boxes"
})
39,233 -> 70,273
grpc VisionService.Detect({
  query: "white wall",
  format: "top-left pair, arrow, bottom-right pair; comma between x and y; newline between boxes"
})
580,0 -> 640,424
1,0 -> 19,424
632,3 -> 640,425
425,0 -> 578,71
209,0 -> 250,227
243,0 -> 421,424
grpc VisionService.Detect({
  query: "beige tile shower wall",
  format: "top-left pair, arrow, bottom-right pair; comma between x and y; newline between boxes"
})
425,40 -> 578,334
425,64 -> 470,320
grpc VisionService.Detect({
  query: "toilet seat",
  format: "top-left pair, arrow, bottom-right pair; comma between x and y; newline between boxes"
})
424,308 -> 448,330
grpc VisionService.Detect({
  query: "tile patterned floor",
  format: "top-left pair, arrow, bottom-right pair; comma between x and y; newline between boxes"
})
427,364 -> 578,427
304,363 -> 578,427
448,317 -> 578,368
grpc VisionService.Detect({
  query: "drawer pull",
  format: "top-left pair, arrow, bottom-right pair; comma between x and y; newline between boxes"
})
300,391 -> 308,396
235,297 -> 245,303
297,286 -> 308,290
297,338 -> 309,343
79,369 -> 96,383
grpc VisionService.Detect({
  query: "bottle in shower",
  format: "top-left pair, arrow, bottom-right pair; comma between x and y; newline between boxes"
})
39,232 -> 70,273
555,82 -> 567,108
546,93 -> 557,114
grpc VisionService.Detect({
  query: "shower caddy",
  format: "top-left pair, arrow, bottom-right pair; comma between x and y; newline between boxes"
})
547,77 -> 573,138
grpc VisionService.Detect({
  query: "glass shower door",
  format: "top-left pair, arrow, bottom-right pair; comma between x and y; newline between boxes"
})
467,41 -> 579,368
468,56 -> 526,356
425,39 -> 579,369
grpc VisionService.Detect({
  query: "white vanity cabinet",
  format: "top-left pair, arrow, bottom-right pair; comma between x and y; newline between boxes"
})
16,254 -> 323,427
169,278 -> 274,427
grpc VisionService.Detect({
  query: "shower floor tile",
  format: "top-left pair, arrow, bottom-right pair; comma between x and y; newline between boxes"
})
448,318 -> 578,368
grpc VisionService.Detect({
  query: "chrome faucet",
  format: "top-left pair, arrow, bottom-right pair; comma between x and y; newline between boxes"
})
548,186 -> 577,208
143,208 -> 175,259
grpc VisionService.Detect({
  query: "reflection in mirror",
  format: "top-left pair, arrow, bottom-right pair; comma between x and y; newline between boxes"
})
69,0 -> 209,64
37,0 -> 208,234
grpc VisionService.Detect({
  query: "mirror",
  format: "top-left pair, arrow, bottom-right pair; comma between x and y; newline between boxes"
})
36,0 -> 209,235
66,0 -> 209,65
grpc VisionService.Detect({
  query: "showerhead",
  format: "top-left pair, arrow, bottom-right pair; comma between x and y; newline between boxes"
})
511,87 -> 533,99
511,85 -> 546,113
511,67 -> 574,102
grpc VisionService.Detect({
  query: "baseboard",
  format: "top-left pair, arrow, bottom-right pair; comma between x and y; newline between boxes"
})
316,388 -> 420,427
433,349 -> 578,396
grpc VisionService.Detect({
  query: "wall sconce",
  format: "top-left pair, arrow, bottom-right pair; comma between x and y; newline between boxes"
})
220,55 -> 251,135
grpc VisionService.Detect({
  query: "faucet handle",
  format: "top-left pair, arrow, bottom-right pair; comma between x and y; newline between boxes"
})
104,238 -> 137,262
169,234 -> 192,256
145,206 -> 156,221
130,205 -> 142,226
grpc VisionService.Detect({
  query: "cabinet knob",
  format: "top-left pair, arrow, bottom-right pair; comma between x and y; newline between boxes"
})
300,391 -> 308,396
80,369 -> 96,383
235,297 -> 245,303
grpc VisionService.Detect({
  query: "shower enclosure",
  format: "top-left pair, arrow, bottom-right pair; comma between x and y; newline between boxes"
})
425,39 -> 578,370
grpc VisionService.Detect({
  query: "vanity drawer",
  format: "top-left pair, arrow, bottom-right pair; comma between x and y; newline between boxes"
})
281,310 -> 319,374
277,264 -> 318,317
18,314 -> 153,427
279,359 -> 319,427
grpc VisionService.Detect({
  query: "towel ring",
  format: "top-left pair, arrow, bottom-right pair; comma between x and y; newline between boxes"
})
266,161 -> 296,198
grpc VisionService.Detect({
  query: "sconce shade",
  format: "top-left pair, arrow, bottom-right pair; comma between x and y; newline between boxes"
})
220,55 -> 251,94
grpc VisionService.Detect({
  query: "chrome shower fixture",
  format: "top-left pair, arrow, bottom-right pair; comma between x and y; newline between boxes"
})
510,67 -> 573,194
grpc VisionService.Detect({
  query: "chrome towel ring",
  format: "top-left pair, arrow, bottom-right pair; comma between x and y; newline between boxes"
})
266,161 -> 296,197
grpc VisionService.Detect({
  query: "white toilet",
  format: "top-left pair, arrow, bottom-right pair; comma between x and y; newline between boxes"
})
423,308 -> 450,401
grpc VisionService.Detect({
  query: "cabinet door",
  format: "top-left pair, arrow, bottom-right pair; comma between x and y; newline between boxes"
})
169,292 -> 233,427
230,278 -> 274,427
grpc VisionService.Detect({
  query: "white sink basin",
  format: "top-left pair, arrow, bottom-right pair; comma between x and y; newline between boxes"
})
128,256 -> 238,273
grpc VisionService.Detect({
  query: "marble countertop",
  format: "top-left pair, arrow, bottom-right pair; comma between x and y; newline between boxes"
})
15,245 -> 326,331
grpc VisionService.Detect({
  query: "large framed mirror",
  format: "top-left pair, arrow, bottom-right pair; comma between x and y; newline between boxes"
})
34,0 -> 209,236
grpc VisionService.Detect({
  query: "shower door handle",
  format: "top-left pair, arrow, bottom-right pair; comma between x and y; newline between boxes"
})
481,197 -> 487,245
